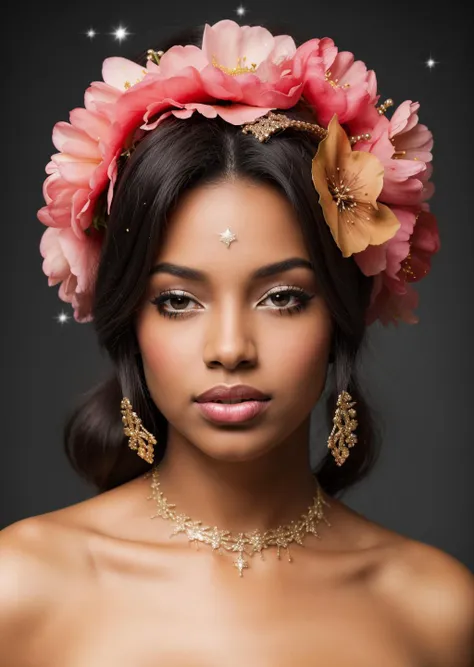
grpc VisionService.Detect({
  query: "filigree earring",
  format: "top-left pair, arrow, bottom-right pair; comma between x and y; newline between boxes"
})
327,390 -> 358,466
121,397 -> 157,464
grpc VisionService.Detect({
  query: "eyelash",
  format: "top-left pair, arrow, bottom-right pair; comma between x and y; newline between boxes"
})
151,285 -> 314,320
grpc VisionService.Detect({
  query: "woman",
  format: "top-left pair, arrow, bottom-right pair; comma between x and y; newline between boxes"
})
1,19 -> 473,666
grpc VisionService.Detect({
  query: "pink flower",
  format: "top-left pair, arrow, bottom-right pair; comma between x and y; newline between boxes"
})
389,100 -> 435,202
356,204 -> 420,325
39,227 -> 102,323
402,208 -> 441,283
363,208 -> 440,325
366,274 -> 420,326
99,18 -> 309,133
389,101 -> 433,163
354,206 -> 418,278
37,105 -> 119,236
293,38 -> 378,126
348,98 -> 438,323
348,100 -> 434,206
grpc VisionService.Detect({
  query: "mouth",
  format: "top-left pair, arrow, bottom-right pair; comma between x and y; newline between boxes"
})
207,398 -> 271,404
194,384 -> 271,404
194,398 -> 271,424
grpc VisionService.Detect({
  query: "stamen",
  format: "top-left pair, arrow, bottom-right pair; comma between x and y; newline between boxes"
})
212,54 -> 258,76
325,69 -> 351,89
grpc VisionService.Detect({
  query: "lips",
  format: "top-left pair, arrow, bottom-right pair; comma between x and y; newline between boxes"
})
194,384 -> 271,403
195,399 -> 271,424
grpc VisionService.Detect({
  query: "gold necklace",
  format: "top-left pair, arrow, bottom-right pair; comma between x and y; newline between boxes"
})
146,465 -> 332,577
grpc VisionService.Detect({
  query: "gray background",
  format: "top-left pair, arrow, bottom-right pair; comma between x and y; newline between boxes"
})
3,0 -> 473,572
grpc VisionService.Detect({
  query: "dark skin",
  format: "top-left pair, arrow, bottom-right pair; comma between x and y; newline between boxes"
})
1,180 -> 473,666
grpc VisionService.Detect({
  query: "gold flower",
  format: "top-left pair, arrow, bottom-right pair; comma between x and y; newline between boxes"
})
311,115 -> 400,258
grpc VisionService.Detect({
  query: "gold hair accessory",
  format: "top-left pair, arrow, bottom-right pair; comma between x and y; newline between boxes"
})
146,465 -> 331,577
377,98 -> 394,115
121,397 -> 157,464
327,390 -> 358,466
241,110 -> 371,146
242,111 -> 327,143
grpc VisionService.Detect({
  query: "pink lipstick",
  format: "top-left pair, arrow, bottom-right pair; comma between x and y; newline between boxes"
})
195,399 -> 271,424
194,384 -> 272,424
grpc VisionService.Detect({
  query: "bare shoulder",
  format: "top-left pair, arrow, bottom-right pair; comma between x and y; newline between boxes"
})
376,536 -> 474,667
0,515 -> 62,606
327,498 -> 474,665
0,514 -> 87,664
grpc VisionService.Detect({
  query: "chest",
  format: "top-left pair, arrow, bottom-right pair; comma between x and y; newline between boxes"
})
31,563 -> 422,667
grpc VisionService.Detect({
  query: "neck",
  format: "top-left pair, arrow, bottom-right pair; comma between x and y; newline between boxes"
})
153,417 -> 320,534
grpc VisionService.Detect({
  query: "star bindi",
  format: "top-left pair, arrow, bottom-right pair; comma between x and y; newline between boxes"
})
218,228 -> 237,248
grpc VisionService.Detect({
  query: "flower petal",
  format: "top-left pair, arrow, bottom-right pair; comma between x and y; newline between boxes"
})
102,56 -> 148,91
216,104 -> 273,124
158,44 -> 209,76
52,121 -> 102,160
202,20 -> 278,71
312,115 -> 400,257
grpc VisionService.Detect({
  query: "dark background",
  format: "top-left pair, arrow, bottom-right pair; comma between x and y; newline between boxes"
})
3,0 -> 473,571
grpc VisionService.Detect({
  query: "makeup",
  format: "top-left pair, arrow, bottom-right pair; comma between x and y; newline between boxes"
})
195,399 -> 271,424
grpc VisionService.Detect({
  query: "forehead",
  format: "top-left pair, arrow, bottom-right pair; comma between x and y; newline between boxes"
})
156,179 -> 309,273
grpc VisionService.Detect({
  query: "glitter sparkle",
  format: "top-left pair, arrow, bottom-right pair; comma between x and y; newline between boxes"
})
55,311 -> 71,324
113,25 -> 129,42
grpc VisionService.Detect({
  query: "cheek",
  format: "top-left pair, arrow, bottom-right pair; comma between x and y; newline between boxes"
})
137,316 -> 196,395
262,319 -> 331,398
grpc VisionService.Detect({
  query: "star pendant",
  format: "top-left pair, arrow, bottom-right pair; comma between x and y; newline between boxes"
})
233,551 -> 249,577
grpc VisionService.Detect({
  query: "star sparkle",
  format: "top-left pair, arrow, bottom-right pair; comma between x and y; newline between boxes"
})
425,56 -> 438,69
235,5 -> 246,16
86,28 -> 96,39
112,25 -> 130,42
55,311 -> 71,324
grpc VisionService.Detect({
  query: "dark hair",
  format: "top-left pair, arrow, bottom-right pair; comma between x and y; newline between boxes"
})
64,22 -> 382,498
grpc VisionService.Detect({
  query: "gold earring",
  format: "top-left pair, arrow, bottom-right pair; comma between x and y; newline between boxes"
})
121,397 -> 157,465
327,390 -> 358,466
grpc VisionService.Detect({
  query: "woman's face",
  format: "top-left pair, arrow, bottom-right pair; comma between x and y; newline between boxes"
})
135,178 -> 333,462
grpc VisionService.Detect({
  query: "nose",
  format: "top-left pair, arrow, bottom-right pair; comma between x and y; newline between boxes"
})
203,296 -> 258,370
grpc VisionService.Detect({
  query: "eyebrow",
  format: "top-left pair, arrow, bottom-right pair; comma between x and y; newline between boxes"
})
149,257 -> 315,281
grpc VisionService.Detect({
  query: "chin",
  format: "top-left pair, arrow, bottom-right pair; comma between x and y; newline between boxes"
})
193,433 -> 278,464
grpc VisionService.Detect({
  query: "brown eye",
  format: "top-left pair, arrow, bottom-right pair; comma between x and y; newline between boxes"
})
269,292 -> 292,307
259,286 -> 314,316
168,295 -> 191,310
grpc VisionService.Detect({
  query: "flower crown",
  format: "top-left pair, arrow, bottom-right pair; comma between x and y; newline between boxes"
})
37,19 -> 440,326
